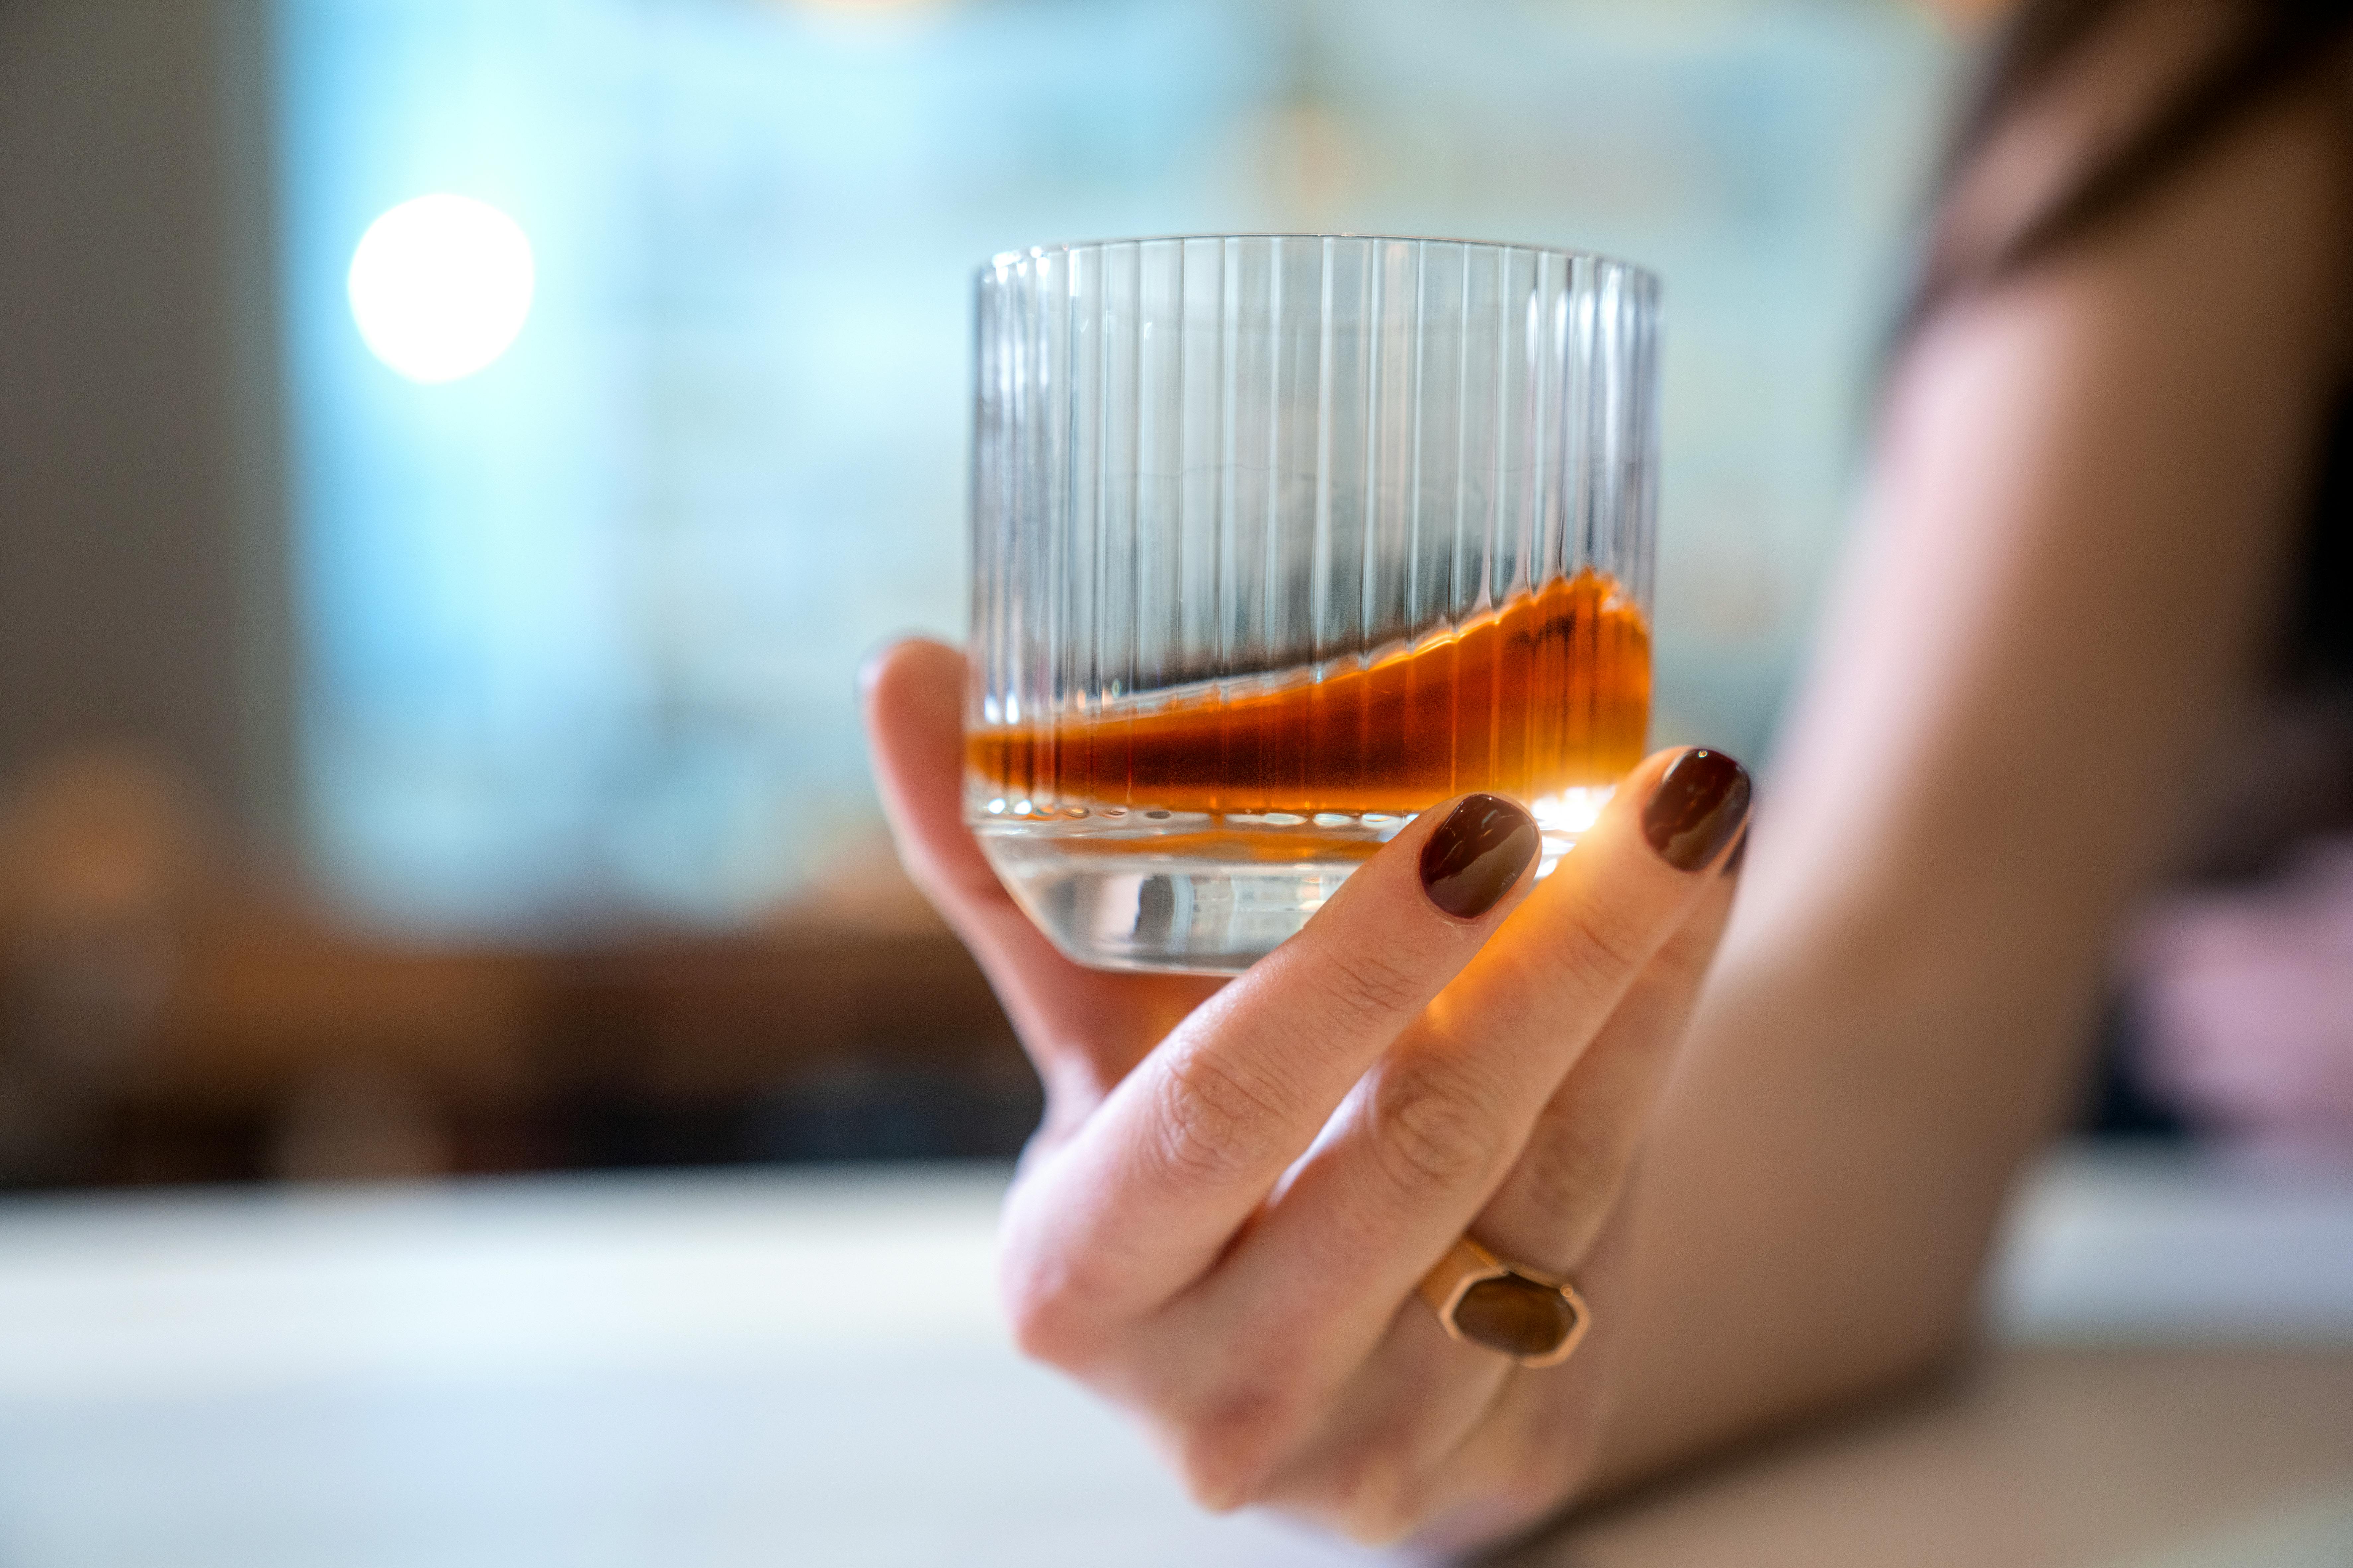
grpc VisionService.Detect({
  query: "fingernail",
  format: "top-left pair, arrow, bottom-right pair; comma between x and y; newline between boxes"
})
1420,794 -> 1541,920
1642,750 -> 1752,872
1723,826 -> 1750,877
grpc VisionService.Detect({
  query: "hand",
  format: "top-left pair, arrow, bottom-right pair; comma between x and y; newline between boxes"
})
862,639 -> 1748,1550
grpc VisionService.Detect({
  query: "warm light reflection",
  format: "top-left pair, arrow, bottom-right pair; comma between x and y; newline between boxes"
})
347,195 -> 536,384
1534,786 -> 1612,838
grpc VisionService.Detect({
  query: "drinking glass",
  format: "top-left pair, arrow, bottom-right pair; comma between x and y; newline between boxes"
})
967,235 -> 1659,973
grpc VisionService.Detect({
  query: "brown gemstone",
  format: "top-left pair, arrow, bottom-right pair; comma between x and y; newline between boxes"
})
1452,1275 -> 1580,1361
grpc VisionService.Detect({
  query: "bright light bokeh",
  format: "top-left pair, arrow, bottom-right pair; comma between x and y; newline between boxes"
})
347,195 -> 536,383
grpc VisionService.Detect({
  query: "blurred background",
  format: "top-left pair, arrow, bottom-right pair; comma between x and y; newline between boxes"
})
0,0 -> 1965,1189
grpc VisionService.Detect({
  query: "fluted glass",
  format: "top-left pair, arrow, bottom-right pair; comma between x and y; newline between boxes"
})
968,235 -> 1660,973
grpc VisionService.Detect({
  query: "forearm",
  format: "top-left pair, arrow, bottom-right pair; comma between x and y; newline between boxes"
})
1587,915 -> 2099,1490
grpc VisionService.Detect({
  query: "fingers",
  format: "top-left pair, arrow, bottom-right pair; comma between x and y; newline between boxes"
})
1369,1219 -> 1637,1549
1252,860 -> 1740,1538
1192,750 -> 1748,1389
860,638 -> 1219,1111
1473,855 -> 1738,1274
1002,793 -> 1546,1351
1257,869 -> 1743,1538
1245,1289 -> 1518,1542
1140,756 -> 1743,1528
1253,1232 -> 1624,1549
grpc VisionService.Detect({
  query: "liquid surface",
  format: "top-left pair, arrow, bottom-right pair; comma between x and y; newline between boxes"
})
968,569 -> 1650,817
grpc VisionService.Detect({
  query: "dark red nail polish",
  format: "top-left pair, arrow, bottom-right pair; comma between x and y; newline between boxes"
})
1642,750 -> 1751,872
1420,795 -> 1540,920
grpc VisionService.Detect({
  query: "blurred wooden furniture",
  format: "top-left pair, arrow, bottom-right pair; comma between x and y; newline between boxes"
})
0,1149 -> 2343,1567
115,917 -> 1033,1181
0,745 -> 1032,1186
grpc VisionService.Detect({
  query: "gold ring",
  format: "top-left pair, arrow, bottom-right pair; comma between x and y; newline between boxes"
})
1418,1235 -> 1591,1368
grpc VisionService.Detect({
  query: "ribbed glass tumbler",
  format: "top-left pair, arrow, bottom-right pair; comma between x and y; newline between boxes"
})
967,235 -> 1660,973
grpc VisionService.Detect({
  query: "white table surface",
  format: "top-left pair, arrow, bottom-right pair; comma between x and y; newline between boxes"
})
0,1146 -> 2346,1568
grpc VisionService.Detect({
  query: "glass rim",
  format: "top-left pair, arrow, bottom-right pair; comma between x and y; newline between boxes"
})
982,232 -> 1659,292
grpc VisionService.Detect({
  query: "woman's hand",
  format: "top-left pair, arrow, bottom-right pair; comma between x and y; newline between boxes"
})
862,638 -> 1748,1550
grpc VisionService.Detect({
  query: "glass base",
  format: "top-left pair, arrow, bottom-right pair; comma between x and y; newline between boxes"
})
973,798 -> 1604,974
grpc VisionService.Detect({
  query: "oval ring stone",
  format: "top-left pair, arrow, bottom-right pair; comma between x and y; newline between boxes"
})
1452,1275 -> 1582,1361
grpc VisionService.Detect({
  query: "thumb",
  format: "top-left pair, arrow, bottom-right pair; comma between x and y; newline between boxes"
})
860,637 -> 1218,1106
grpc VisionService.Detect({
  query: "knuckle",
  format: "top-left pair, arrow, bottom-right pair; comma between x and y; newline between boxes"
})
994,1193 -> 1125,1372
1336,1494 -> 1425,1548
999,1251 -> 1101,1370
1172,1383 -> 1301,1513
1322,1444 -> 1432,1546
1367,1053 -> 1505,1201
1515,1106 -> 1619,1229
1308,945 -> 1427,1028
1154,1049 -> 1290,1189
1002,1284 -> 1072,1366
1555,895 -> 1655,981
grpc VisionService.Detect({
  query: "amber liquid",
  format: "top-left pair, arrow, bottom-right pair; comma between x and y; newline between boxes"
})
968,568 -> 1650,819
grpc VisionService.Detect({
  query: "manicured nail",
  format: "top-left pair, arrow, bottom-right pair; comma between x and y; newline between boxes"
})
1420,794 -> 1541,920
1642,750 -> 1751,872
1723,825 -> 1750,877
